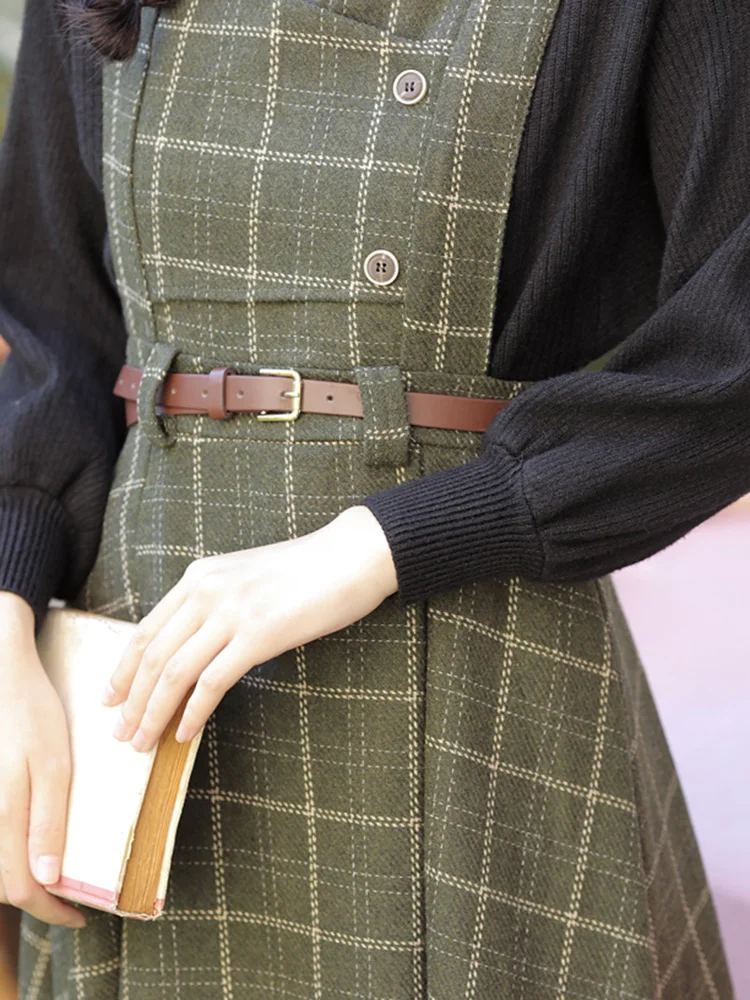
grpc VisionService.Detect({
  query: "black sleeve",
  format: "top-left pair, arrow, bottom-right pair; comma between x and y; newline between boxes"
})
359,0 -> 750,605
0,0 -> 127,633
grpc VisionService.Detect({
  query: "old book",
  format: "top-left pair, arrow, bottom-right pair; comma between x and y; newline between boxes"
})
35,606 -> 203,920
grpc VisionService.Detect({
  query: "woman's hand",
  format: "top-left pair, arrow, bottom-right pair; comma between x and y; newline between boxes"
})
0,592 -> 86,929
103,505 -> 399,752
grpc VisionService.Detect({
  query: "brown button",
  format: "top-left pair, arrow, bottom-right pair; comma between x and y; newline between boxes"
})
393,69 -> 428,105
363,249 -> 400,286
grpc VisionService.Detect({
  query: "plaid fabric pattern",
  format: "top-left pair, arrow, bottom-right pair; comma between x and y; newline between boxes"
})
18,0 -> 732,997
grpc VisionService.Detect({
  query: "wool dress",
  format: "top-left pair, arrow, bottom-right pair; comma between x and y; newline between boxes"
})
17,0 -> 733,997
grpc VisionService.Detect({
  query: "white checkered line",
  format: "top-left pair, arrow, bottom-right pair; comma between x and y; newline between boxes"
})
656,885 -> 714,998
203,712 -> 234,998
105,282 -> 152,314
345,0 -> 406,369
140,255 -> 404,293
102,150 -> 131,180
120,916 -> 131,1000
432,662 -> 623,718
643,771 -> 679,891
428,927 -> 654,1000
19,923 -> 51,1000
117,428 -> 146,622
425,733 -> 636,814
102,66 -> 150,625
638,711 -> 721,1000
431,0 -> 493,377
245,0 -> 282,359
186,0 -> 245,305
464,571 -> 520,998
425,864 -> 653,952
158,18 -> 453,58
443,64 -> 538,87
241,676 -> 417,701
429,605 -> 617,680
189,787 -> 422,827
104,66 -> 140,340
420,189 -> 511,212
162,910 -> 422,952
283,413 -> 324,998
148,0 -> 203,323
403,449 -> 427,1000
134,133 -> 421,177
555,612 -> 613,994
427,581 -> 483,900
68,957 -> 121,984
598,582 -> 721,1000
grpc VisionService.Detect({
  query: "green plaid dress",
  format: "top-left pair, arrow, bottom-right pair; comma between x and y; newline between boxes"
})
19,0 -> 733,996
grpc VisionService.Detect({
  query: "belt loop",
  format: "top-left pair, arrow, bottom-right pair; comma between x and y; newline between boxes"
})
354,365 -> 411,468
137,342 -> 182,448
207,366 -> 235,420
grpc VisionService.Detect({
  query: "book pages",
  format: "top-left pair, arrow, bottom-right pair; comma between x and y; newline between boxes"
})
154,726 -> 204,912
37,608 -> 156,901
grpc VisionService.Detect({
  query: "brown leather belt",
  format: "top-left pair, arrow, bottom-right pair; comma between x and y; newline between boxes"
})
114,364 -> 511,433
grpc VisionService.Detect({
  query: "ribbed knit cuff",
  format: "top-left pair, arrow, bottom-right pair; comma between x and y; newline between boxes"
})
0,487 -> 70,635
358,445 -> 545,607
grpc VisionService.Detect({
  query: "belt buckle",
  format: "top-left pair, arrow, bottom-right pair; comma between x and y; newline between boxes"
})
256,367 -> 303,422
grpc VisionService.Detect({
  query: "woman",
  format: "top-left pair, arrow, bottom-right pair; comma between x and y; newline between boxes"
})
0,0 -> 747,995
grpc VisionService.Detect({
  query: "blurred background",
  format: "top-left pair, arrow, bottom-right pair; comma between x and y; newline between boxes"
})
0,0 -> 18,133
0,7 -> 748,999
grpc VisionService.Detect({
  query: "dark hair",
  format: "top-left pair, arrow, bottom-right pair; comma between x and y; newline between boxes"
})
57,0 -> 181,62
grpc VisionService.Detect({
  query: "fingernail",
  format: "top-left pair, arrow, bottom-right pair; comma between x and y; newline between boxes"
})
113,714 -> 130,741
130,729 -> 149,752
34,855 -> 61,885
101,683 -> 117,706
175,723 -> 191,743
68,912 -> 87,929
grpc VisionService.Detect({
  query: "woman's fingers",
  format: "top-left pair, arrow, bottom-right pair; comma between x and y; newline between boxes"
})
129,622 -> 229,752
102,581 -> 189,707
112,598 -> 205,744
0,764 -> 84,929
176,637 -> 250,743
26,745 -> 71,889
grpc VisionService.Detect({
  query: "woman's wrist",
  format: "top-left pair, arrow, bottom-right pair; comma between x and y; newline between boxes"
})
0,590 -> 35,624
0,590 -> 37,651
328,505 -> 399,602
